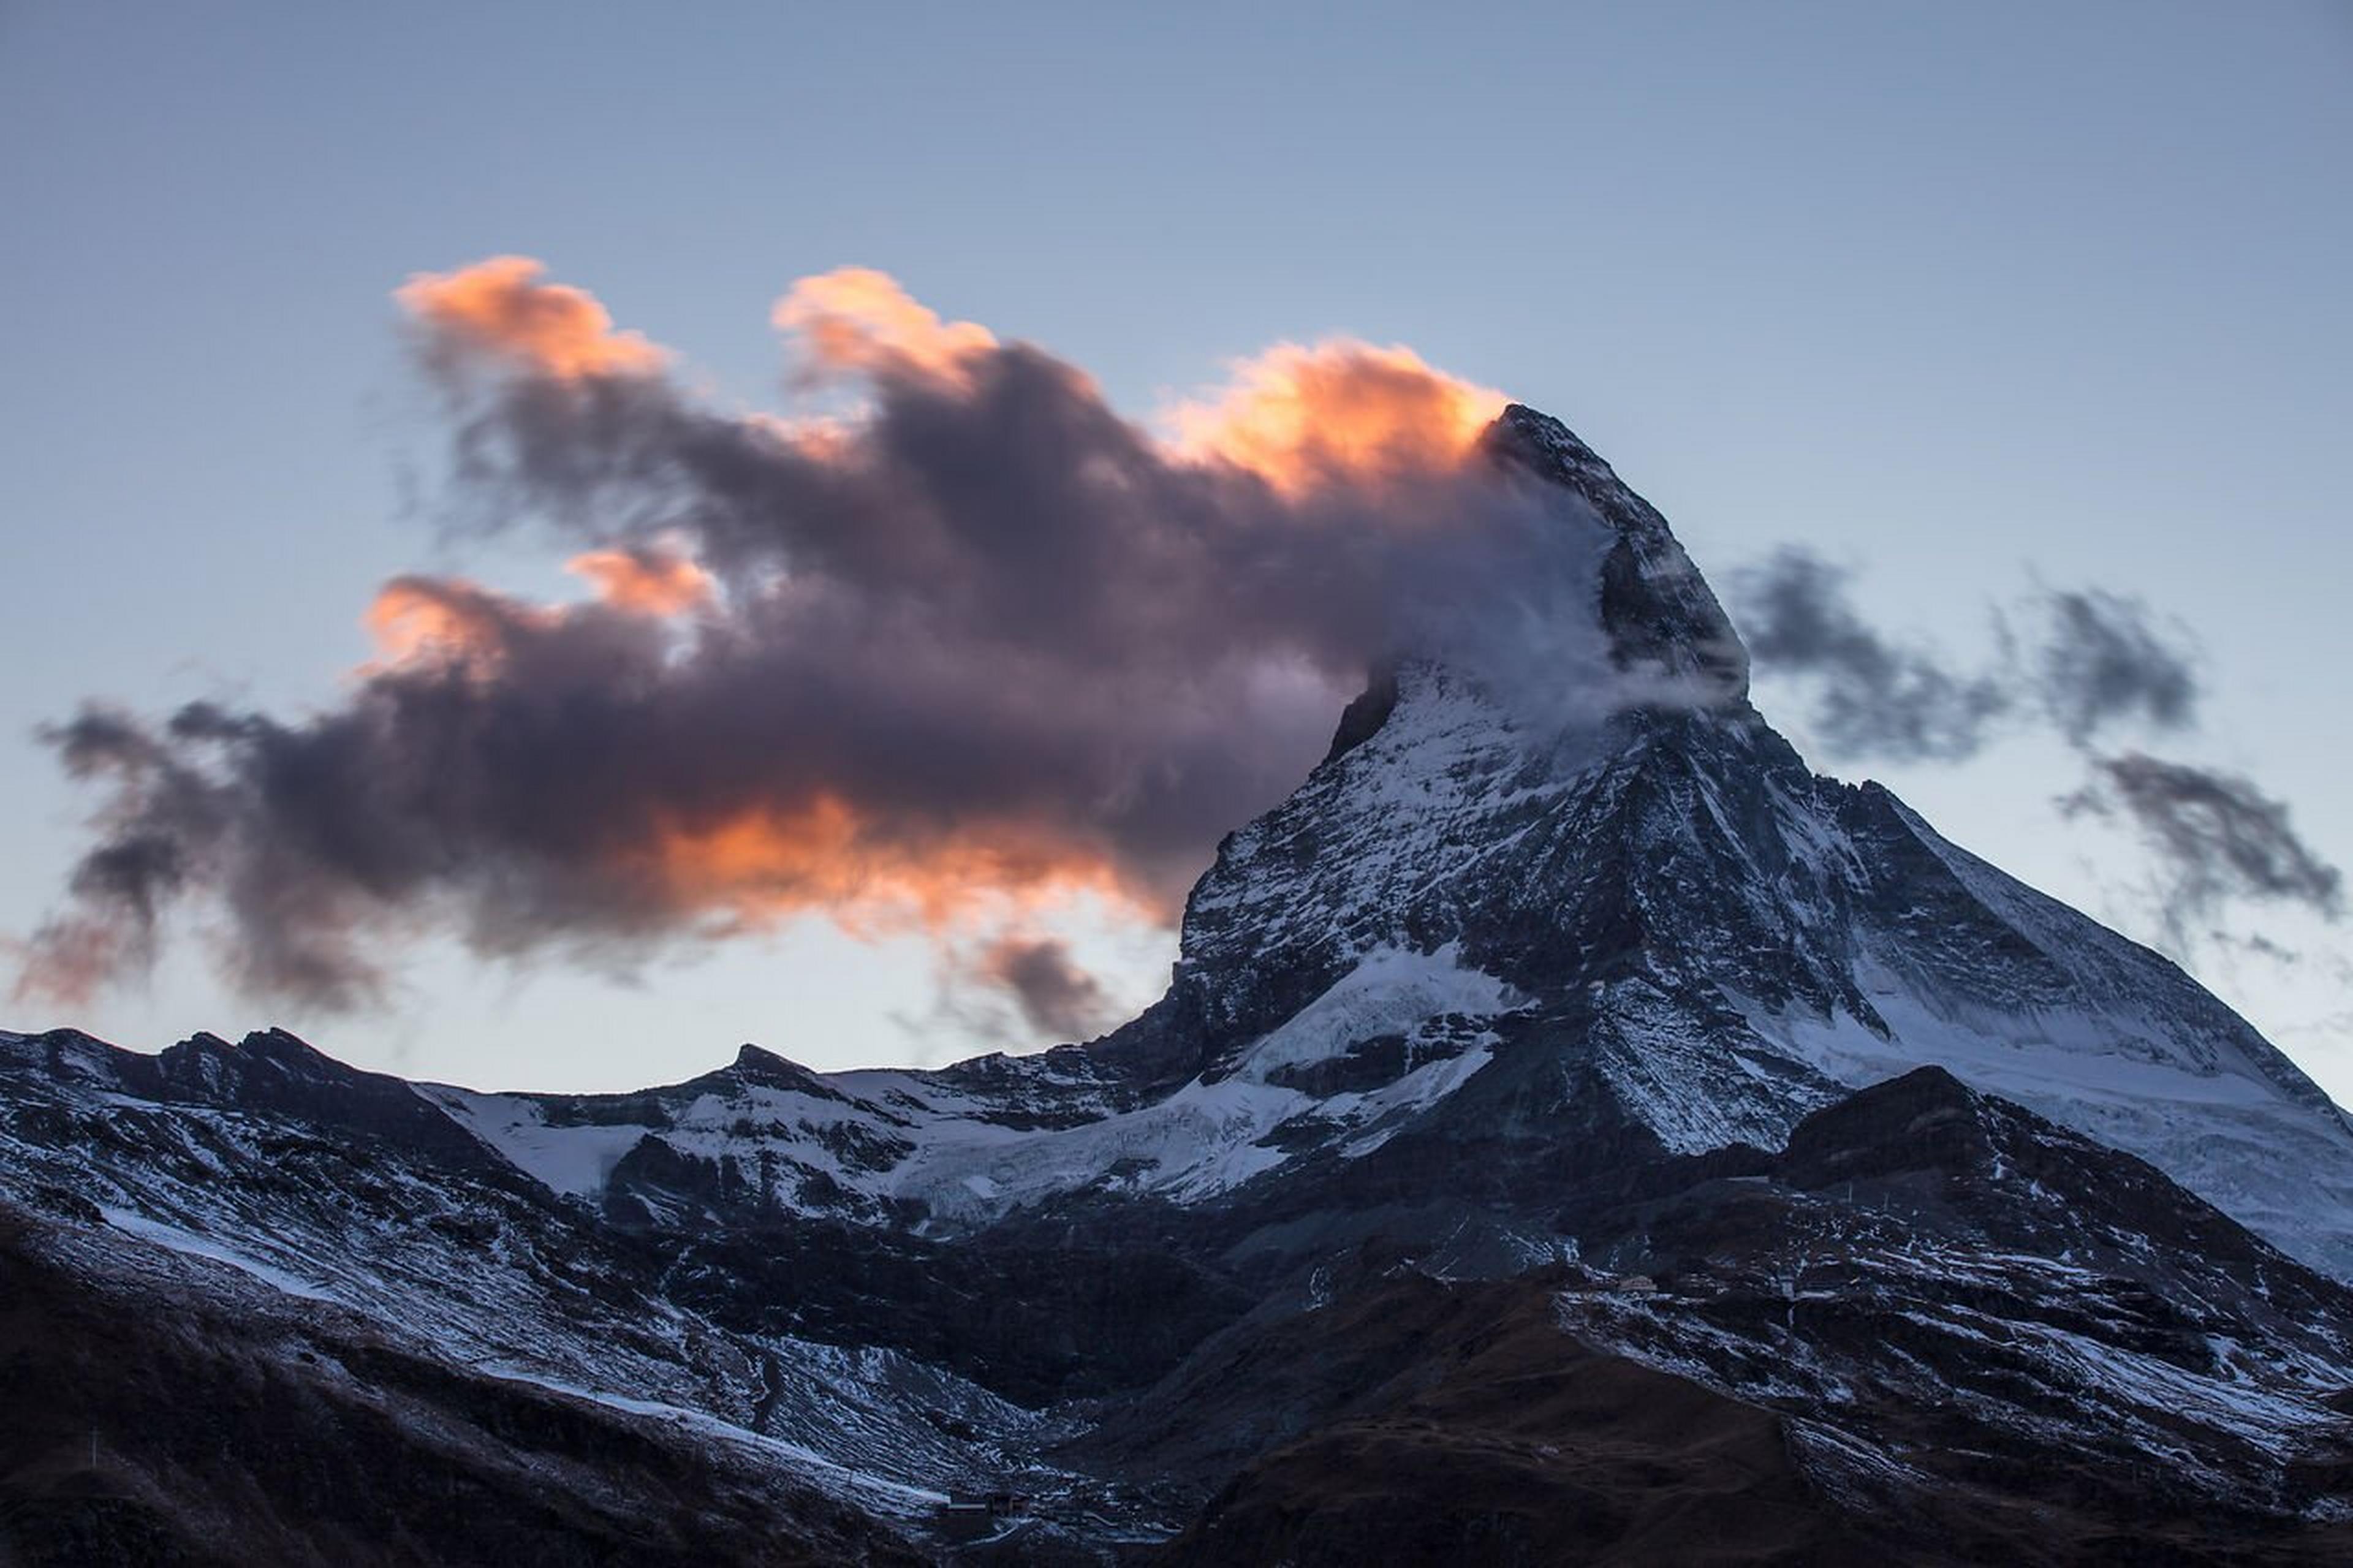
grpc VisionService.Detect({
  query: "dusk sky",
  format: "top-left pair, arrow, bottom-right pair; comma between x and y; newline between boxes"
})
3,1 -> 2349,1099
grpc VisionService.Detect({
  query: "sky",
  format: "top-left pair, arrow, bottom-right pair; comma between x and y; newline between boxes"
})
2,1 -> 2349,1098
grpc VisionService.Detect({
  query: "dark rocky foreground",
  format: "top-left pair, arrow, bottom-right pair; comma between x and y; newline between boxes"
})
5,1049 -> 2349,1564
6,407 -> 2351,1562
0,1208 -> 920,1567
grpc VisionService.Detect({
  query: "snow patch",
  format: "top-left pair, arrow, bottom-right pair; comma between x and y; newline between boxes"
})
1235,942 -> 1521,1083
99,1206 -> 337,1302
423,1088 -> 651,1198
898,944 -> 1522,1218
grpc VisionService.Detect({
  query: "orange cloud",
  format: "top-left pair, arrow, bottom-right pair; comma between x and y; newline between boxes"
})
362,575 -> 542,675
7,916 -> 132,1009
772,267 -> 996,387
396,256 -> 667,379
567,545 -> 714,616
632,798 -> 1150,936
1168,340 -> 1507,496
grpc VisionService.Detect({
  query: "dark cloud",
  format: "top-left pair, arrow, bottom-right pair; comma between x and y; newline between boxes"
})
16,261 -> 1635,1014
1733,549 -> 2339,945
2064,754 -> 2343,941
2035,589 -> 2199,744
13,710 -> 209,1004
1732,551 -> 2203,763
976,936 -> 1118,1043
1730,550 -> 2011,760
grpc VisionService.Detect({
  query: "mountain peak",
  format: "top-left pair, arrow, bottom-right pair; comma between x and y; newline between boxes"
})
1484,404 -> 1750,703
1153,409 -> 2353,1274
725,1040 -> 838,1097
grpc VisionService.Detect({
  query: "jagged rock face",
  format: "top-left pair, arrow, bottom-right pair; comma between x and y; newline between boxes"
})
1161,650 -> 2353,1273
6,404 -> 2353,1560
1556,1071 -> 2353,1555
1483,403 -> 1751,701
1168,673 -> 1845,1129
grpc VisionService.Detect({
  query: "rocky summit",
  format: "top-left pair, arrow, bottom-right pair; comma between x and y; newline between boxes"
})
5,407 -> 2351,1564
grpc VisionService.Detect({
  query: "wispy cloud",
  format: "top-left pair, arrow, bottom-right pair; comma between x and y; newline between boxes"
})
1733,548 -> 2338,942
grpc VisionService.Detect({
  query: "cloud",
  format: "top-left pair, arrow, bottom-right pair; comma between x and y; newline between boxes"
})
7,711 -> 192,1007
2064,754 -> 2343,941
772,266 -> 997,388
17,259 -> 1626,1017
362,574 -> 550,675
974,934 -> 1118,1042
1167,341 -> 1508,498
1729,550 -> 2011,760
1732,548 -> 2337,944
2034,588 -> 2199,744
566,542 -> 715,617
396,257 -> 667,381
1732,551 -> 2204,763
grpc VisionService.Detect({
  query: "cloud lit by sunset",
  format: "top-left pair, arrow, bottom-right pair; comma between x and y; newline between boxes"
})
1167,340 -> 1508,495
395,256 -> 669,380
771,266 -> 998,387
567,544 -> 716,617
362,575 -> 544,675
637,798 -> 1146,936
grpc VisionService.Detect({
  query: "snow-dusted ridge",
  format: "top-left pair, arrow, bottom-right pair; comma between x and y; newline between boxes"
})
415,939 -> 1533,1227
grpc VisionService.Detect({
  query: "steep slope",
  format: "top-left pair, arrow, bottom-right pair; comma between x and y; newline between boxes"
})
1150,1272 -> 1879,1568
1555,1068 -> 2353,1561
1151,647 -> 2353,1275
0,1202 -> 927,1567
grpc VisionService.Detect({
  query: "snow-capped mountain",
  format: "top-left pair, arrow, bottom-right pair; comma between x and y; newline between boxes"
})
5,406 -> 2350,1562
367,406 -> 2353,1282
